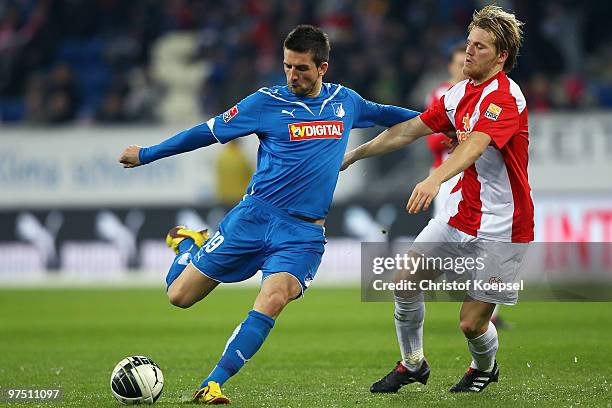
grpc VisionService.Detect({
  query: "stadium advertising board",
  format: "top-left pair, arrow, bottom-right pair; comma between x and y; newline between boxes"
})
0,194 -> 609,284
1,113 -> 611,208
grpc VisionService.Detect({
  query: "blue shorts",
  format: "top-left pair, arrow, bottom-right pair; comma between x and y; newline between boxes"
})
191,195 -> 326,295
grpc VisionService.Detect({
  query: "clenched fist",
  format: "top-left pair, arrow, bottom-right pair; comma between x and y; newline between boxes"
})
118,145 -> 142,168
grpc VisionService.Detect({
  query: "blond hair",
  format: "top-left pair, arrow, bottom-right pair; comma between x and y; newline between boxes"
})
468,5 -> 524,73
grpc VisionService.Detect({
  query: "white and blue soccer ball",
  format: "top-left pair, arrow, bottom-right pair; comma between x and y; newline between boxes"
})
110,356 -> 164,405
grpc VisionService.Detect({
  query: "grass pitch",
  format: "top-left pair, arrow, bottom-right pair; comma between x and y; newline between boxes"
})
1,287 -> 611,407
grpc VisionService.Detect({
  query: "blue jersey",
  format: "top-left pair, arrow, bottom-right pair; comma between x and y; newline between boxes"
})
140,83 -> 419,219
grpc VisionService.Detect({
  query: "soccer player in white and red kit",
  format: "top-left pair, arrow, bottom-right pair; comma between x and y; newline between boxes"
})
428,44 -> 508,327
343,5 -> 532,394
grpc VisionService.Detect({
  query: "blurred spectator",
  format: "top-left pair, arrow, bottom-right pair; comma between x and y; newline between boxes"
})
24,72 -> 46,123
45,63 -> 80,123
95,74 -> 129,123
560,74 -> 587,109
2,0 -> 612,126
526,73 -> 553,112
24,64 -> 80,124
371,65 -> 401,105
124,68 -> 162,122
540,3 -> 583,75
216,139 -> 254,206
95,91 -> 128,123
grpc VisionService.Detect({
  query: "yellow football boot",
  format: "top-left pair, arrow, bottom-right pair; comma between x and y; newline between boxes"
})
165,226 -> 210,255
192,381 -> 230,405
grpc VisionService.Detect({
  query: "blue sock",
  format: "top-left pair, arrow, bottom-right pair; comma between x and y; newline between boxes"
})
165,239 -> 199,288
201,310 -> 275,387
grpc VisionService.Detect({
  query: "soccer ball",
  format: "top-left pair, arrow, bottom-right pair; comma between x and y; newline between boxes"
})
110,356 -> 164,404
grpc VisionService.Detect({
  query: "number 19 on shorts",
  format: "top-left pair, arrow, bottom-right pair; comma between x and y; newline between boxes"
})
204,231 -> 224,253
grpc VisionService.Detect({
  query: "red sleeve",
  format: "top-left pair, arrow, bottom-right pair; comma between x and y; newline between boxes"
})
427,133 -> 450,154
420,95 -> 454,133
472,92 -> 519,149
427,133 -> 450,168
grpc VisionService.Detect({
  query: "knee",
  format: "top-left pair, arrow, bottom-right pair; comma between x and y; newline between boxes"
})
257,289 -> 293,318
265,291 -> 291,314
167,285 -> 194,309
255,273 -> 301,318
459,319 -> 488,338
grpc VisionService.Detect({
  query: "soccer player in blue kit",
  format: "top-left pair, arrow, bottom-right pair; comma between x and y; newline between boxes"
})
118,25 -> 419,404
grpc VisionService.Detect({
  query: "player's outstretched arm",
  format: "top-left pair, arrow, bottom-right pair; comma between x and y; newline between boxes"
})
341,116 -> 432,171
118,123 -> 219,169
406,131 -> 491,214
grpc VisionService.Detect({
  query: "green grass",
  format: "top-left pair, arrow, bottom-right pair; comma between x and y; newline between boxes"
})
1,287 -> 611,407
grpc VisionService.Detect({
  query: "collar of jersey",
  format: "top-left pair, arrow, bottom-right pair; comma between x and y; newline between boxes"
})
469,70 -> 504,89
258,83 -> 342,117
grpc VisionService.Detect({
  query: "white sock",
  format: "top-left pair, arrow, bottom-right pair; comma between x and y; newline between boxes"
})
468,322 -> 498,372
394,293 -> 425,369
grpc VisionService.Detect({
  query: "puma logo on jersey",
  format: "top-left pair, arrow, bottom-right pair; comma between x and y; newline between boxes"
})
281,108 -> 296,117
236,350 -> 249,364
288,121 -> 344,140
177,252 -> 191,265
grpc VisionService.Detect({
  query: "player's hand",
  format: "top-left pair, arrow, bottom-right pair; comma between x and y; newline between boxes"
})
406,177 -> 440,214
118,145 -> 142,168
441,138 -> 459,153
443,129 -> 457,139
340,151 -> 356,171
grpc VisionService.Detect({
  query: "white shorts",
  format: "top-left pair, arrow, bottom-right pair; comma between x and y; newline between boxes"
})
432,173 -> 461,220
411,218 -> 528,305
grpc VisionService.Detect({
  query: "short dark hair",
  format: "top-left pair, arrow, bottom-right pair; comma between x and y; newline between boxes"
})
283,25 -> 330,67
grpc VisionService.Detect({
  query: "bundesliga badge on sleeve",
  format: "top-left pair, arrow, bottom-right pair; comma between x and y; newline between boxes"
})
484,103 -> 502,120
222,105 -> 239,123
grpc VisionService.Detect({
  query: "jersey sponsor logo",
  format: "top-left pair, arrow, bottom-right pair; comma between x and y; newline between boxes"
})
222,105 -> 239,123
484,103 -> 502,121
456,113 -> 472,142
288,121 -> 344,140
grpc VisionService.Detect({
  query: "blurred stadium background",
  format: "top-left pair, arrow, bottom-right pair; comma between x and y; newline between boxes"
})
1,0 -> 611,285
1,1 -> 612,407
